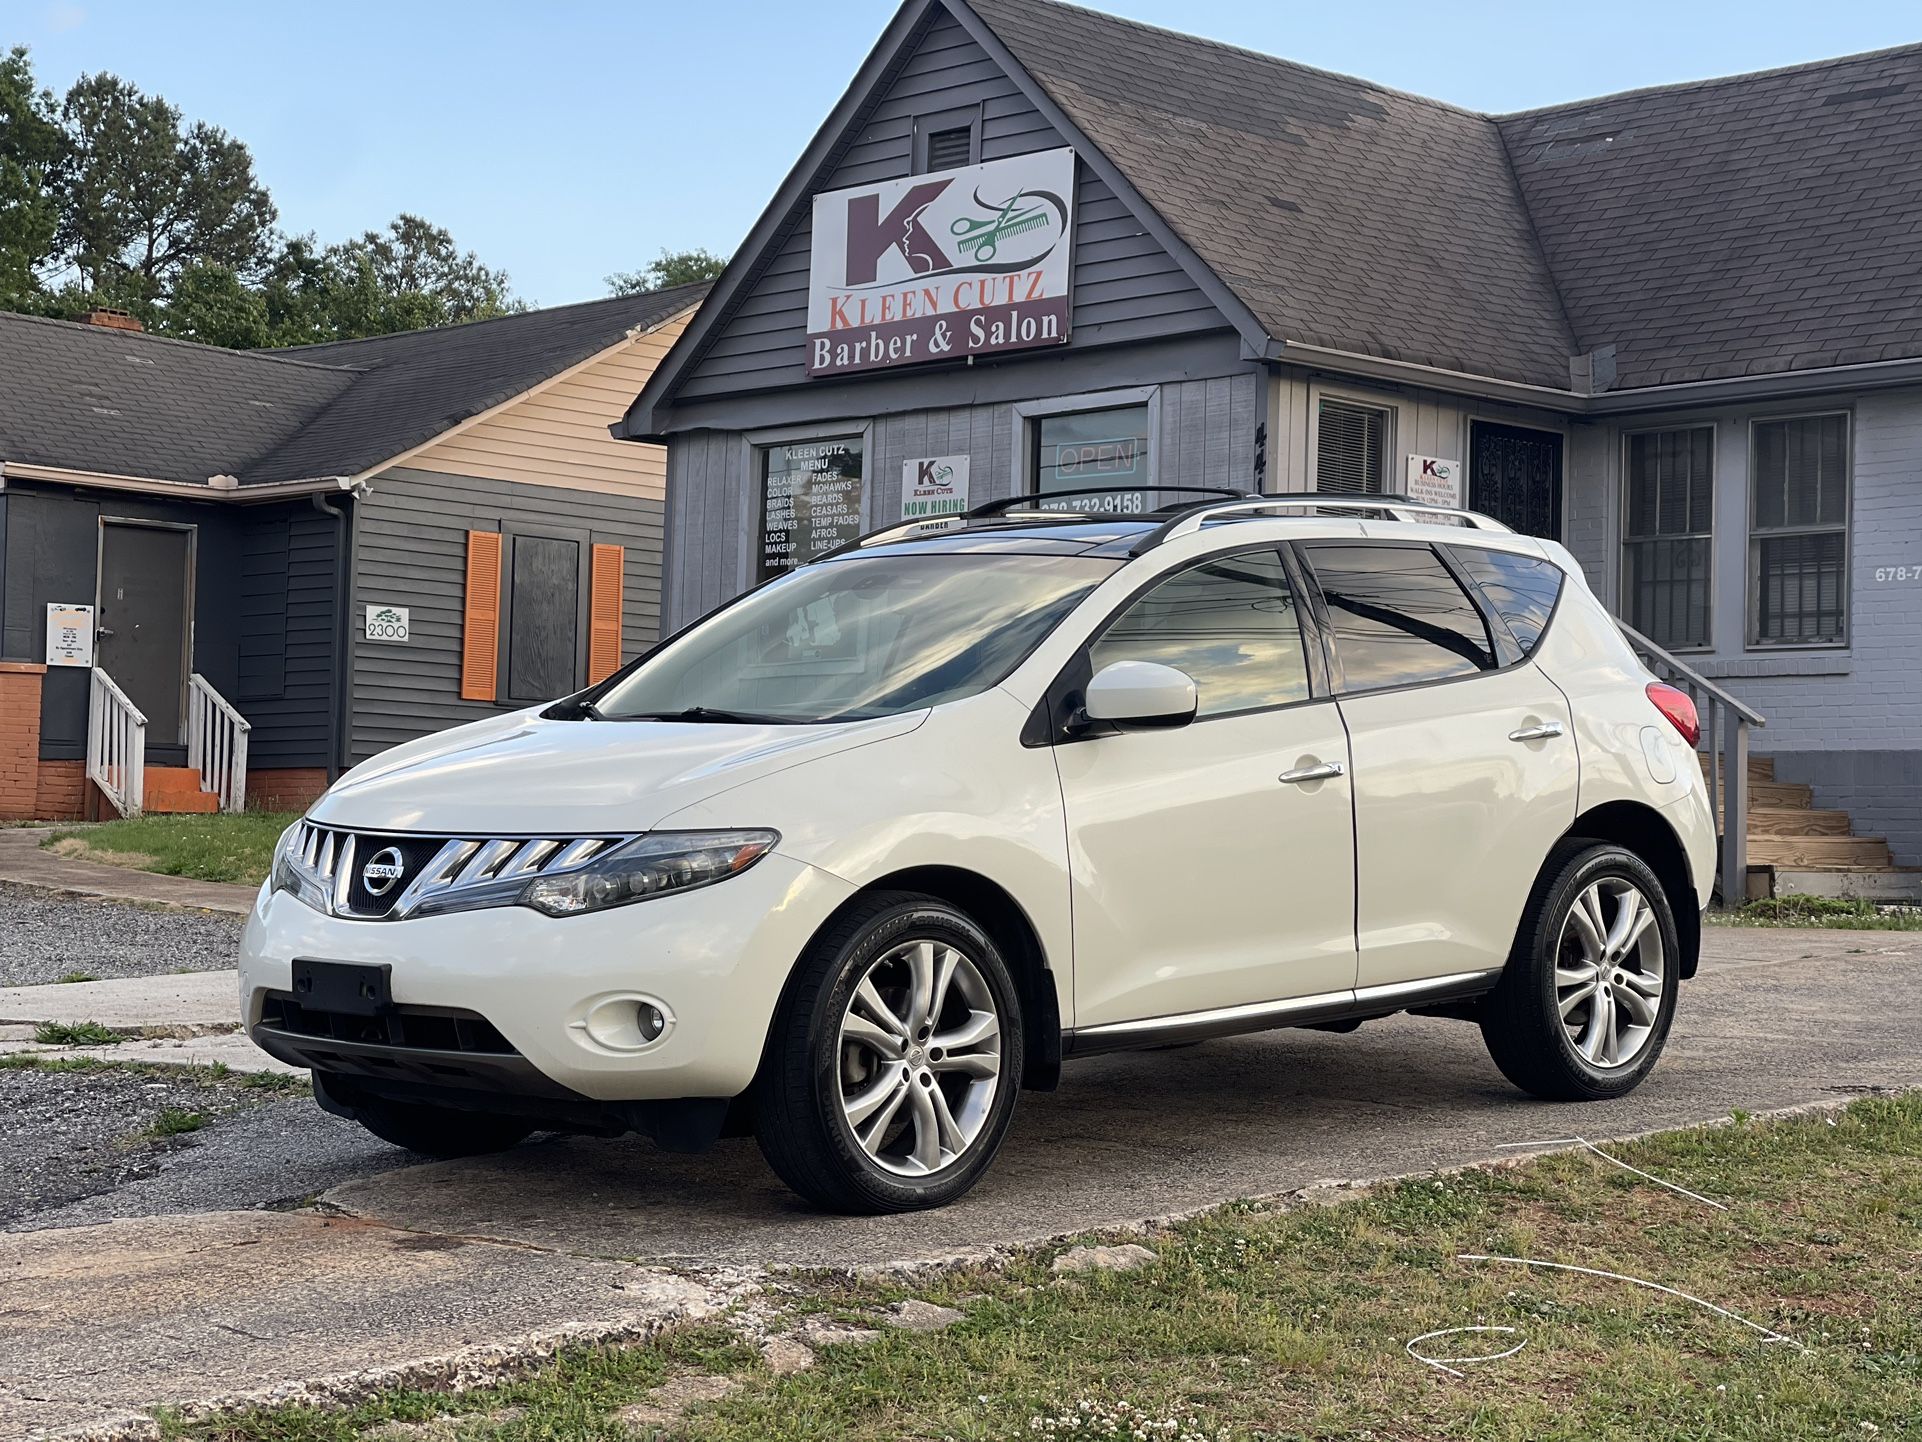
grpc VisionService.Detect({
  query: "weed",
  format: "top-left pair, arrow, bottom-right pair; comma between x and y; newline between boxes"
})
56,971 -> 100,984
146,1107 -> 206,1138
33,1020 -> 122,1046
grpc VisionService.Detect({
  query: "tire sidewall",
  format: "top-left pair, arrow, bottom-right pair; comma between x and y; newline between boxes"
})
1526,845 -> 1681,1095
801,898 -> 1024,1209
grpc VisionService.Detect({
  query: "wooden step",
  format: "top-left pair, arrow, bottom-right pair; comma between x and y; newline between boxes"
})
1748,835 -> 1893,869
1697,753 -> 1775,782
143,766 -> 220,815
1747,807 -> 1852,837
1717,779 -> 1813,811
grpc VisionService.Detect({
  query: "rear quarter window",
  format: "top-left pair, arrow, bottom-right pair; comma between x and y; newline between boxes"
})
1452,546 -> 1567,655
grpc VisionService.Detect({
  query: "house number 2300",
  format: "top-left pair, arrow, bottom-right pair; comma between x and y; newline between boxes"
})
1873,566 -> 1920,582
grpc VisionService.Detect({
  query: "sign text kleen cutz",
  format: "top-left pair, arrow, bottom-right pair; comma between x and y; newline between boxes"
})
806,148 -> 1075,377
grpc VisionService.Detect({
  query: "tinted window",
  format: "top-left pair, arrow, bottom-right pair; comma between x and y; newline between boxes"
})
1454,547 -> 1565,654
1304,543 -> 1495,692
1090,548 -> 1310,717
506,535 -> 580,701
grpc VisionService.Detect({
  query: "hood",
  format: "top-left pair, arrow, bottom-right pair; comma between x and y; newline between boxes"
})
309,708 -> 926,835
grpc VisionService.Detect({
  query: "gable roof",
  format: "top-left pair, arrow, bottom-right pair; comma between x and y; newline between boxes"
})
0,282 -> 709,491
629,0 -> 1920,427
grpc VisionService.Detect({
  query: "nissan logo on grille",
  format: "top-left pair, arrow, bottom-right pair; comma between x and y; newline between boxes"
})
361,847 -> 407,898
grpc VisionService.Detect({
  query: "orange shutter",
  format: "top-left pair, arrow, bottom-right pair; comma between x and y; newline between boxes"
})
588,543 -> 625,683
460,530 -> 503,701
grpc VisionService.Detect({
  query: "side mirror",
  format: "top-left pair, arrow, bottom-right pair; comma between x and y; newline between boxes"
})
1082,660 -> 1198,728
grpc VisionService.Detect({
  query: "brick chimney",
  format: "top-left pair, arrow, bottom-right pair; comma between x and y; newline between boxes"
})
80,307 -> 143,333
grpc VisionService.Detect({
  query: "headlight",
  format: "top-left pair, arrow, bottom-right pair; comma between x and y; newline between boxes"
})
270,819 -> 328,910
407,829 -> 780,920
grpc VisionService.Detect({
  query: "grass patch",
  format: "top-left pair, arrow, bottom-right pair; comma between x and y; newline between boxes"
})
42,811 -> 298,887
155,1094 -> 1922,1442
0,1052 -> 308,1091
145,1106 -> 206,1137
56,970 -> 100,983
33,1019 -> 122,1046
1710,895 -> 1922,929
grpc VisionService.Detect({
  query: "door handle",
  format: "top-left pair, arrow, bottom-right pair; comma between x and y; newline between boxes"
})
1508,720 -> 1566,742
1278,761 -> 1344,784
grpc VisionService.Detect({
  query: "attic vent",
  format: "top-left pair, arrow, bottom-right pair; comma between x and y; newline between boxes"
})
925,125 -> 975,171
1821,82 -> 1907,105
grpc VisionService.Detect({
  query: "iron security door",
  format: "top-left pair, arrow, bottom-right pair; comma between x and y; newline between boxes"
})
97,521 -> 194,745
1469,422 -> 1563,539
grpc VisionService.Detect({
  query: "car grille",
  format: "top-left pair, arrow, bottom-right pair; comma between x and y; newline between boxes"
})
259,992 -> 517,1055
285,821 -> 635,920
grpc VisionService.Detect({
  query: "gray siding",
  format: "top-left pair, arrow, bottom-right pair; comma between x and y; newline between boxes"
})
663,364 -> 1263,630
674,9 -> 1222,405
349,467 -> 664,764
237,504 -> 340,770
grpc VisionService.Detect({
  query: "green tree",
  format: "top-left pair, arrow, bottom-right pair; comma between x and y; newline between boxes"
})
52,71 -> 276,309
606,246 -> 727,294
0,47 -> 63,310
345,213 -> 516,325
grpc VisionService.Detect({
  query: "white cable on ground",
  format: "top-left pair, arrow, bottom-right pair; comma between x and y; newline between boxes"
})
1497,1136 -> 1728,1210
1457,1254 -> 1805,1351
1404,1325 -> 1527,1379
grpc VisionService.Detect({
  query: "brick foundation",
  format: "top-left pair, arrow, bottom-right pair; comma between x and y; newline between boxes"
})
0,663 -> 48,820
248,767 -> 332,812
34,760 -> 87,821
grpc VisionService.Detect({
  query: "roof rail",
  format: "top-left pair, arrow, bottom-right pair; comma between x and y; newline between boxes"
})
807,484 -> 1250,564
1129,492 -> 1510,555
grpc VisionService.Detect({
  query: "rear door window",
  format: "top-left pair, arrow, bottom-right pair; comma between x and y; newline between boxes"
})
1301,542 -> 1496,693
1452,546 -> 1566,654
1090,547 -> 1311,717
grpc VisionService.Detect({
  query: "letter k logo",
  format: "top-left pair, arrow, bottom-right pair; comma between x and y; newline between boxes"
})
846,181 -> 953,284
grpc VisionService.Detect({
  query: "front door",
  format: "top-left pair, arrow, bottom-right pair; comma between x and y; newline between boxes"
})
97,522 -> 194,746
1470,421 -> 1563,539
1055,545 -> 1357,1028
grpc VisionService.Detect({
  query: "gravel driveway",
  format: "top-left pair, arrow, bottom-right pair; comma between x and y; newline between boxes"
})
0,883 -> 243,986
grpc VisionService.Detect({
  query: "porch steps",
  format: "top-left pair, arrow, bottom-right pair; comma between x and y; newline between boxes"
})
141,766 -> 221,816
1697,752 -> 1912,897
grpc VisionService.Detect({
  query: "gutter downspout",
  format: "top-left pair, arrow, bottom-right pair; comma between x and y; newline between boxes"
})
310,484 -> 355,782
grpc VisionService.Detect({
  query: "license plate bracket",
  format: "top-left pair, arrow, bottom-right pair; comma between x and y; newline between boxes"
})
292,959 -> 393,1016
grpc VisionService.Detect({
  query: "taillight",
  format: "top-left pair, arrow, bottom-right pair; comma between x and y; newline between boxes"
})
1646,682 -> 1700,747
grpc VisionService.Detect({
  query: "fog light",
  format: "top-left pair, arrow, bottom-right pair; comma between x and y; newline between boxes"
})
579,994 -> 674,1052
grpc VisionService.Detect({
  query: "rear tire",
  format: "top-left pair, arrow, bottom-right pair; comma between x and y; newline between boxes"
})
1481,841 -> 1680,1101
341,1089 -> 534,1158
756,891 -> 1024,1213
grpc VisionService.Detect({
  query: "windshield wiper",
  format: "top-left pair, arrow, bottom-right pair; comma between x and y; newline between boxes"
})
617,706 -> 804,725
547,696 -> 607,721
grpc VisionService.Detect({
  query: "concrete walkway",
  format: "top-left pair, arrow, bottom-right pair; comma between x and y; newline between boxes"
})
0,828 -> 258,915
3,926 -> 1918,1440
0,969 -> 241,1035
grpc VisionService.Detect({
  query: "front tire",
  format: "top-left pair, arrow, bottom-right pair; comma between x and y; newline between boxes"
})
1481,841 -> 1680,1101
756,892 -> 1024,1213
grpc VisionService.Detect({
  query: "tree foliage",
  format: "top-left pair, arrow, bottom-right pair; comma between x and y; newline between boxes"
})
607,246 -> 727,295
1,47 -> 524,345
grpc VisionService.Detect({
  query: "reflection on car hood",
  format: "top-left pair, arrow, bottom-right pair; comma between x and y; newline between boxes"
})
309,707 -> 925,835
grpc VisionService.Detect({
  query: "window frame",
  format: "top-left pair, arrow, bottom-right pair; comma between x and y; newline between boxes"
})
1294,538 -> 1514,700
1746,409 -> 1851,650
1012,386 -> 1160,501
912,106 -> 982,173
1619,422 -> 1717,654
1307,385 -> 1400,496
1444,542 -> 1570,664
496,522 -> 592,705
742,421 -> 875,586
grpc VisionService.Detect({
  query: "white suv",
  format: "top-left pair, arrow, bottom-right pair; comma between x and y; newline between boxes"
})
243,491 -> 1716,1213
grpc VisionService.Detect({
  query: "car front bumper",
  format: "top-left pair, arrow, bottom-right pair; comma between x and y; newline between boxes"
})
238,851 -> 856,1104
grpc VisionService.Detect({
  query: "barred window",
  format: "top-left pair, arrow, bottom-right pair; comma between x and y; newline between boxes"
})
1315,399 -> 1389,496
1623,427 -> 1714,650
1751,414 -> 1848,645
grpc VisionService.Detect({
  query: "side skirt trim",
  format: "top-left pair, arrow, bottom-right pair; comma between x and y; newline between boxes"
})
1062,969 -> 1501,1057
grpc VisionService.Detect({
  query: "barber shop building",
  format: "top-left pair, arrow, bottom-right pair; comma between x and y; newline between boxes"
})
619,0 -> 1921,890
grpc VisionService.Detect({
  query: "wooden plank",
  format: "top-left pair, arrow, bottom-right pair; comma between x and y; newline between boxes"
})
1748,808 -> 1851,837
1749,836 -> 1892,868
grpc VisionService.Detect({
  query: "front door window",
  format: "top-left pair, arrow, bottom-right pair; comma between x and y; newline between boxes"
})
1469,421 -> 1563,539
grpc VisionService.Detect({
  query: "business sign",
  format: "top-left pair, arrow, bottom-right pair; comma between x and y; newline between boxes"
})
364,604 -> 411,642
45,604 -> 95,667
759,438 -> 866,580
806,147 -> 1076,377
900,454 -> 970,519
1405,454 -> 1464,509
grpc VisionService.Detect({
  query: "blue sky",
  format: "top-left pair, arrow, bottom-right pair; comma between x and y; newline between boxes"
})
11,1 -> 1918,307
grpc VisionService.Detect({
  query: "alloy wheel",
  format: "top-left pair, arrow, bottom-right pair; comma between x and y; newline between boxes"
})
835,938 -> 1003,1176
1554,877 -> 1666,1068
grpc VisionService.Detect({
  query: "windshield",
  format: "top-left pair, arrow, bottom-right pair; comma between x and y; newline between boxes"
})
593,552 -> 1117,723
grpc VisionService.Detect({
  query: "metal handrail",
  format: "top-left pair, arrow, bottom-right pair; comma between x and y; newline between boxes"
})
1130,492 -> 1512,555
87,668 -> 147,818
1616,620 -> 1767,905
187,673 -> 252,813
